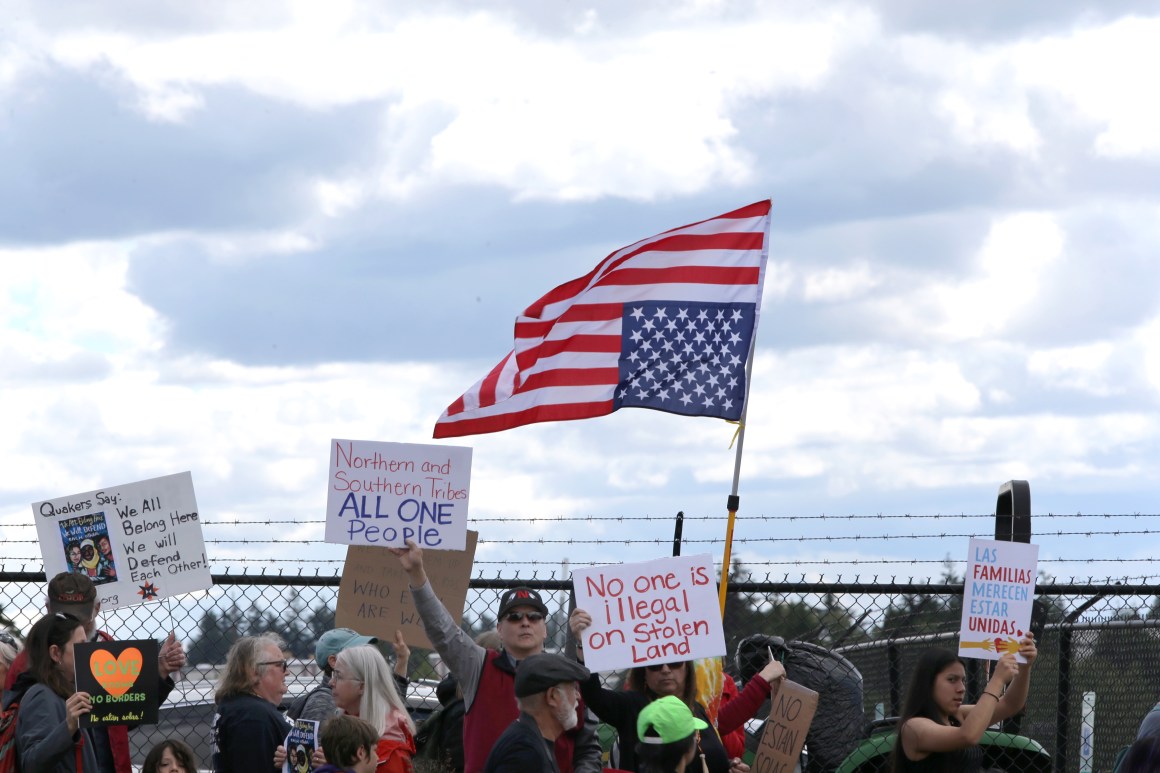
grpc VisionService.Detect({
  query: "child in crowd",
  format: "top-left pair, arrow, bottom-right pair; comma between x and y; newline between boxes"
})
142,739 -> 199,773
317,714 -> 381,773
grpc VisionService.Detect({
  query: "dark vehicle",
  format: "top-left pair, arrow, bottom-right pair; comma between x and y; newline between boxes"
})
836,724 -> 1051,773
736,635 -> 1052,773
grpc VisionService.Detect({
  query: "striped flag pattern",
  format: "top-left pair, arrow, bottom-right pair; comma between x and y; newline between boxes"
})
432,200 -> 772,439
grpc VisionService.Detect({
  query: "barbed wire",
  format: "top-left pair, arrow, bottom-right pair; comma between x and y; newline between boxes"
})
4,526 -> 1159,547
5,512 -> 1160,528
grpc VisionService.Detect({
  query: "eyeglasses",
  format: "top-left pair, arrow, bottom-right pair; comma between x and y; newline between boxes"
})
331,671 -> 363,684
54,612 -> 80,622
0,632 -> 16,645
503,611 -> 545,623
645,662 -> 686,672
257,660 -> 289,671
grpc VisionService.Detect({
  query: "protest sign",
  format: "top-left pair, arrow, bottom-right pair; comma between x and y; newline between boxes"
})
959,537 -> 1039,663
336,530 -> 478,648
33,472 -> 211,611
283,718 -> 319,773
325,439 -> 472,550
572,553 -> 725,672
74,639 -> 160,727
752,681 -> 819,773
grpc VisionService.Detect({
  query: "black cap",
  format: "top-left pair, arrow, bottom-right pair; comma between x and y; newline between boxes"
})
514,653 -> 590,697
497,587 -> 549,619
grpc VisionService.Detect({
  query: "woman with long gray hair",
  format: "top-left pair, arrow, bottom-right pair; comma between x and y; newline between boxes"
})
331,644 -> 415,773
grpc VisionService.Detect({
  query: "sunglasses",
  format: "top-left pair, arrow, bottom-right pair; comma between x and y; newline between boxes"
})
0,631 -> 16,645
645,662 -> 686,672
503,611 -> 545,623
257,659 -> 289,671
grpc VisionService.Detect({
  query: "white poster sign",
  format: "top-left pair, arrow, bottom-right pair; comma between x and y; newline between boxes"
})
33,472 -> 211,611
572,553 -> 725,673
325,439 -> 472,550
959,537 -> 1039,663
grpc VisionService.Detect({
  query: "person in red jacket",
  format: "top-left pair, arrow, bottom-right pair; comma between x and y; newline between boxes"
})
388,541 -> 600,773
4,572 -> 187,773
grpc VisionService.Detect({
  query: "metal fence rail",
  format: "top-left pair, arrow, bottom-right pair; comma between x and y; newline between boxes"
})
2,571 -> 1155,773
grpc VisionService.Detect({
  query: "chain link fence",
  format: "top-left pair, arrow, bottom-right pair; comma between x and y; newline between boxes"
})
2,570 -> 1155,772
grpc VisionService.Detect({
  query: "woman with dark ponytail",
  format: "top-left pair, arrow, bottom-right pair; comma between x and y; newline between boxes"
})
890,634 -> 1036,773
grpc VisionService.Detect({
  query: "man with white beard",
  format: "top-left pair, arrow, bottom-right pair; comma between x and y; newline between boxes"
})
483,654 -> 590,773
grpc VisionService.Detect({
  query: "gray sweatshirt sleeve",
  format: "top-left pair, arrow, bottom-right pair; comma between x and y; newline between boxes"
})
411,580 -> 487,710
16,685 -> 85,773
300,686 -> 338,724
570,711 -> 604,773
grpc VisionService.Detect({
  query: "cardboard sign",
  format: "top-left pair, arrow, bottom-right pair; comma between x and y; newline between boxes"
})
335,530 -> 478,648
752,680 -> 819,773
283,718 -> 319,773
572,553 -> 725,672
74,639 -> 160,726
33,472 -> 212,611
959,537 -> 1039,663
325,439 -> 472,550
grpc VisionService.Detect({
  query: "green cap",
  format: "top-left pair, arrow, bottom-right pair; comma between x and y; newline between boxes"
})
636,695 -> 709,745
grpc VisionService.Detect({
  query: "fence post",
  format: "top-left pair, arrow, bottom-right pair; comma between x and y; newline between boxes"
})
1055,593 -> 1108,773
887,639 -> 902,717
994,480 -> 1033,736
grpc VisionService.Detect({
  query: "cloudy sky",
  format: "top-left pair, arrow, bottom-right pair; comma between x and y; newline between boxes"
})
3,0 -> 1159,589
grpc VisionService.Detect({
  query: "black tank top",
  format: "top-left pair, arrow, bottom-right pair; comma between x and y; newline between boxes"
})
897,745 -> 984,773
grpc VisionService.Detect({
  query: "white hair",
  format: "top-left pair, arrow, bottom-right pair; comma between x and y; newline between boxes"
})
336,645 -> 415,735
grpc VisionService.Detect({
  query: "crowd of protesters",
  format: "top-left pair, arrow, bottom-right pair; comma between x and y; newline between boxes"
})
14,540 -> 1145,773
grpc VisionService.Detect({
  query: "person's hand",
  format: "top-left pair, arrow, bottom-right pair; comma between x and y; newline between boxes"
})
159,631 -> 187,678
387,540 -> 427,585
393,630 -> 410,677
993,652 -> 1019,685
759,658 -> 786,686
65,692 -> 92,735
273,745 -> 287,767
569,609 -> 592,640
729,757 -> 750,773
1018,632 -> 1037,666
312,747 -> 327,767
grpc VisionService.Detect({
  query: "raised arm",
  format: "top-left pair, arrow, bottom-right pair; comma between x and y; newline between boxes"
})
979,633 -> 1037,724
389,540 -> 486,707
718,659 -> 784,735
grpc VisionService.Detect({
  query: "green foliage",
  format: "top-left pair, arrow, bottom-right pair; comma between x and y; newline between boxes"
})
186,598 -> 338,665
722,560 -> 866,656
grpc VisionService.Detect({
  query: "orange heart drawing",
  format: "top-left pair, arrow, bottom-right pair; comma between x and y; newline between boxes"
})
90,648 -> 143,696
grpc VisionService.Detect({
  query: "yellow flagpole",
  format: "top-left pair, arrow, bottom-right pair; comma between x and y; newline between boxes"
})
717,197 -> 771,617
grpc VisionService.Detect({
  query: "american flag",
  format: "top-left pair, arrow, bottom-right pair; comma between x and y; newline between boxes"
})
432,200 -> 772,439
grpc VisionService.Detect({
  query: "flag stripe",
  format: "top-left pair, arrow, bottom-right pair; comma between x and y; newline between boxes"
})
519,366 -> 621,391
434,400 -> 614,438
528,232 -> 767,317
477,351 -> 512,409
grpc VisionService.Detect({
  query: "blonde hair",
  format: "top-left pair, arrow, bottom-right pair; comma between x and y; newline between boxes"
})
336,645 -> 415,735
215,633 -> 286,703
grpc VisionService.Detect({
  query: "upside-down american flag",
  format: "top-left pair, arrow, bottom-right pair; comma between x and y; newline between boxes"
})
432,200 -> 772,439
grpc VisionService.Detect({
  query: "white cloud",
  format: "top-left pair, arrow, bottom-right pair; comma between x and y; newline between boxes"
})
884,211 -> 1065,341
30,6 -> 872,201
800,261 -> 880,302
894,15 -> 1160,160
1027,342 -> 1120,396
